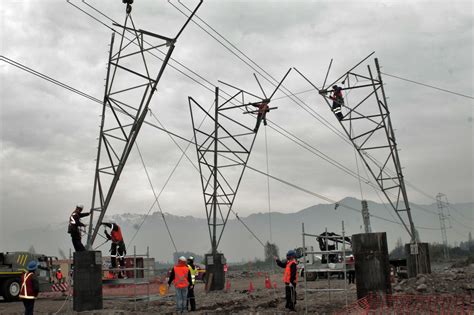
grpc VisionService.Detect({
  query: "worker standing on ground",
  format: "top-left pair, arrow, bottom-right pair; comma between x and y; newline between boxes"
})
329,85 -> 344,121
275,250 -> 298,312
19,261 -> 40,315
187,256 -> 198,311
101,222 -> 127,277
252,100 -> 270,132
67,204 -> 90,252
168,256 -> 192,314
55,268 -> 63,284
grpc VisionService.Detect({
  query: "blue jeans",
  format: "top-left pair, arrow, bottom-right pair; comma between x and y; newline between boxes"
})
175,287 -> 188,312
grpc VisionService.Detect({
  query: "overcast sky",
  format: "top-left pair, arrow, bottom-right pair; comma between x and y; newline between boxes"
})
1,0 -> 472,246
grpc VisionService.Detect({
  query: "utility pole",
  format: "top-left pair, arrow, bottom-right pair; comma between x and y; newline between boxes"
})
436,193 -> 450,260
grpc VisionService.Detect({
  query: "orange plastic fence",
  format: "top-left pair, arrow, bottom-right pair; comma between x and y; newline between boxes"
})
334,293 -> 472,315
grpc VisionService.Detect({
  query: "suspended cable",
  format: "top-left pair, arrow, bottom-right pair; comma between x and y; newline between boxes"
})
169,0 -> 352,146
4,53 -> 445,236
71,0 -> 446,228
264,127 -> 273,242
133,142 -> 178,252
449,204 -> 474,222
381,72 -> 473,100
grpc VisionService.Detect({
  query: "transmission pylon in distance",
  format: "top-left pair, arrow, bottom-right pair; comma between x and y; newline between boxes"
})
294,53 -> 418,243
86,0 -> 203,248
436,192 -> 450,260
188,69 -> 291,290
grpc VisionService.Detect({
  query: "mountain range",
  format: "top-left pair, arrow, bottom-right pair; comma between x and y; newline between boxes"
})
2,197 -> 472,263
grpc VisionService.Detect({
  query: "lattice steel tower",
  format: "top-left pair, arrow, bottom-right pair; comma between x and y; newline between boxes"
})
436,193 -> 450,260
86,1 -> 202,248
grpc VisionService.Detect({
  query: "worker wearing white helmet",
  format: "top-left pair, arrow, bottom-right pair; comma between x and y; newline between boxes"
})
168,256 -> 192,313
67,204 -> 90,252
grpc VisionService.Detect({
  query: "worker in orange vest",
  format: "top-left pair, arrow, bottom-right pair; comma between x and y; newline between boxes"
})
252,100 -> 270,133
20,261 -> 40,315
102,222 -> 127,277
168,256 -> 192,313
276,250 -> 298,311
55,268 -> 64,284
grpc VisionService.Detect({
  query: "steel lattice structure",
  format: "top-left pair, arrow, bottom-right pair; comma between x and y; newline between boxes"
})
189,70 -> 291,255
86,1 -> 202,248
295,54 -> 417,242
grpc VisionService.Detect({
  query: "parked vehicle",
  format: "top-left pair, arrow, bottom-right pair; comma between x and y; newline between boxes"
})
0,252 -> 59,301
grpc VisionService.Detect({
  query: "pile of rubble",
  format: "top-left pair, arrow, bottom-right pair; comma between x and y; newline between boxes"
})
393,264 -> 474,295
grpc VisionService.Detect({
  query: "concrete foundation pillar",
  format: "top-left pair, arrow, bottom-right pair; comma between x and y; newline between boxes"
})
352,232 -> 392,300
73,251 -> 103,311
405,243 -> 431,278
205,252 -> 226,291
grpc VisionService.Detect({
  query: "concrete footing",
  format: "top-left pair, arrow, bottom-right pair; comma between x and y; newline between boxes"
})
352,232 -> 392,300
205,253 -> 226,291
73,251 -> 103,312
405,242 -> 431,278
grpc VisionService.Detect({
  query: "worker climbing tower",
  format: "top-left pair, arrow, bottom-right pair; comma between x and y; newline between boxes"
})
189,70 -> 290,290
295,54 -> 430,277
86,0 -> 203,248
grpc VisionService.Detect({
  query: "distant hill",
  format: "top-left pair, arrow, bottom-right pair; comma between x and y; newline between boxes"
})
2,198 -> 472,263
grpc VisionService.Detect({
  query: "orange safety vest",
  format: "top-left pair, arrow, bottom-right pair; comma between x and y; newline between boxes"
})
173,264 -> 189,289
283,259 -> 298,284
111,225 -> 123,242
56,271 -> 63,280
19,272 -> 36,299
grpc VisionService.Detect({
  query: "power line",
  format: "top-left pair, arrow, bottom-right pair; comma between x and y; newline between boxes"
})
381,72 -> 473,100
77,0 -> 447,232
449,204 -> 474,222
5,2 -> 454,240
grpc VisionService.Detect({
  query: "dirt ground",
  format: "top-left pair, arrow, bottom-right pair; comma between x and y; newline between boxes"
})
0,263 -> 472,314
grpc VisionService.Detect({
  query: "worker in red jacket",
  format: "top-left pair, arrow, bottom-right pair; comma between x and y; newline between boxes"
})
168,256 -> 192,313
102,222 -> 127,277
55,268 -> 64,284
252,100 -> 270,133
20,261 -> 40,315
329,85 -> 344,121
276,250 -> 298,311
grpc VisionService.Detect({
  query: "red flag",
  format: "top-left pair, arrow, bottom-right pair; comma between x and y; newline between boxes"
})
248,281 -> 254,293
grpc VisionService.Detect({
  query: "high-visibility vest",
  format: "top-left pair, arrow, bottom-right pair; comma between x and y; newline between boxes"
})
283,259 -> 298,284
56,271 -> 63,280
173,265 -> 189,289
19,272 -> 36,299
111,225 -> 123,243
188,265 -> 197,285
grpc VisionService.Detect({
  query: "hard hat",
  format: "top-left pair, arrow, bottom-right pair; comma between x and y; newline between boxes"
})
58,268 -> 62,271
76,204 -> 84,210
188,256 -> 194,261
286,250 -> 296,257
179,256 -> 186,262
27,260 -> 38,271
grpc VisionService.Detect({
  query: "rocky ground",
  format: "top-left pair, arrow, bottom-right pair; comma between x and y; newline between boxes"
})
0,261 -> 472,314
393,262 -> 474,295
